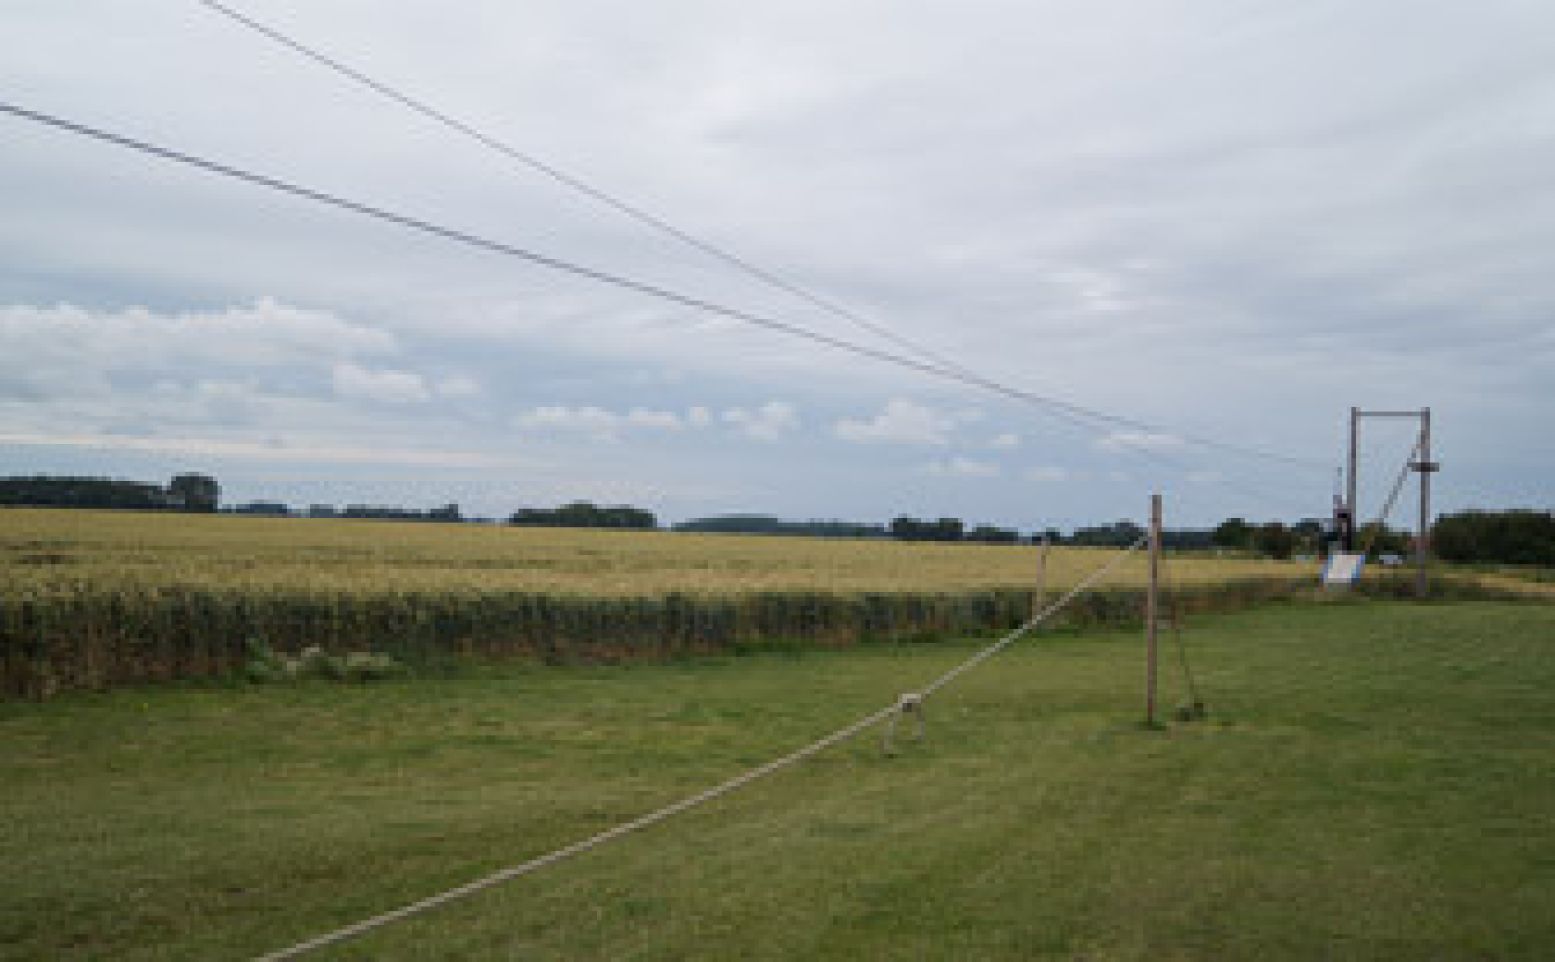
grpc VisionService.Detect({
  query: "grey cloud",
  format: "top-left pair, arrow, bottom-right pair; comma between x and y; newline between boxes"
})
331,363 -> 432,404
923,456 -> 1001,479
2,0 -> 1552,523
722,401 -> 799,441
835,399 -> 959,446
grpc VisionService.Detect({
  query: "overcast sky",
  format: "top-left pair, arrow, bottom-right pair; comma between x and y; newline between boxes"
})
2,0 -> 1551,529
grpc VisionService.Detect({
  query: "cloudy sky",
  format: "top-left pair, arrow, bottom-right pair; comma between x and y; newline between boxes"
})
3,0 -> 1551,529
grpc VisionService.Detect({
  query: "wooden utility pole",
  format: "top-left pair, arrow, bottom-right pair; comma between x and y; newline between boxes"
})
1146,493 -> 1161,727
1347,406 -> 1359,551
1414,407 -> 1436,599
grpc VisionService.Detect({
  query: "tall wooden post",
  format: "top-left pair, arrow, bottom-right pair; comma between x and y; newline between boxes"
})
1146,493 -> 1162,727
1416,407 -> 1433,598
1346,406 -> 1359,551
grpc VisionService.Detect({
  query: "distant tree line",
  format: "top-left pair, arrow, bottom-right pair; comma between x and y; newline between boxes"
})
888,516 -> 965,542
12,472 -> 1548,566
884,516 -> 1017,543
674,515 -> 884,538
226,502 -> 465,522
1210,517 -> 1338,560
229,501 -> 292,517
965,524 -> 1021,544
680,514 -> 1027,543
343,503 -> 463,522
1161,528 -> 1215,550
0,474 -> 218,512
1433,509 -> 1555,566
510,501 -> 656,530
1066,520 -> 1146,548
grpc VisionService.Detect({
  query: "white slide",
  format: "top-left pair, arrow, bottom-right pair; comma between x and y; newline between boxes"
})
1322,552 -> 1366,586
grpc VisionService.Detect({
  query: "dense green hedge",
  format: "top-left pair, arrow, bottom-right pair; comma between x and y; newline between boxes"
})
1434,510 -> 1555,567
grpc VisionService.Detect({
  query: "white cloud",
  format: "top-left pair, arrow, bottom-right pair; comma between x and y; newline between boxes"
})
0,431 -> 522,467
924,456 -> 1000,478
834,398 -> 958,446
0,300 -> 469,451
625,407 -> 685,431
514,405 -> 620,440
1094,431 -> 1184,454
435,375 -> 481,398
723,401 -> 800,441
0,299 -> 398,403
331,363 -> 431,404
1024,466 -> 1071,483
990,432 -> 1021,450
513,403 -> 687,441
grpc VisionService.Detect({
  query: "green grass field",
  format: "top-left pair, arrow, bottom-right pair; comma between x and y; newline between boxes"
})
3,600 -> 1552,960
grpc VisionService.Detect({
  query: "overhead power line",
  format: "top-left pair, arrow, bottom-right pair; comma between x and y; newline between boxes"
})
0,104 -> 956,377
192,0 -> 971,377
191,0 -> 1325,473
1,100 -> 1318,496
0,99 -> 1138,472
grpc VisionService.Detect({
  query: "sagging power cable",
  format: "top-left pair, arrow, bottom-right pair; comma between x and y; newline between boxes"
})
190,2 -> 1327,474
1,99 -> 1317,496
193,0 -> 973,380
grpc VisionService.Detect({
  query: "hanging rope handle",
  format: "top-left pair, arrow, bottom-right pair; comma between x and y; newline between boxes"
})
881,692 -> 926,755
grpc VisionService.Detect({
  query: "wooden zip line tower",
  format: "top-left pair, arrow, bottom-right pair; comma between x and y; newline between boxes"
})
1346,407 -> 1439,598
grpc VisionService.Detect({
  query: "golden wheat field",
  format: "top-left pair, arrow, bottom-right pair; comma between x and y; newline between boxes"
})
1,508 -> 1309,596
1,508 -> 1321,698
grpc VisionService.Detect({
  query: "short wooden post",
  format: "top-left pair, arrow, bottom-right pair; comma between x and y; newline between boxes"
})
1034,531 -> 1050,620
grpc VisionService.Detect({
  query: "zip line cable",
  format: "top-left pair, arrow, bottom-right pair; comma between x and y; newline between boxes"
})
0,99 -> 1317,502
0,102 -> 1173,491
0,104 -> 1014,396
192,0 -> 970,380
1372,438 -> 1421,528
191,0 -> 1325,474
1358,437 -> 1421,556
1160,551 -> 1203,713
254,539 -> 1145,960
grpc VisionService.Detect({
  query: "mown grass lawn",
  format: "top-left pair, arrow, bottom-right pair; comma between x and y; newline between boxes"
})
2,600 -> 1552,960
